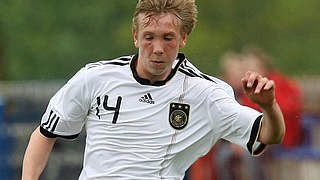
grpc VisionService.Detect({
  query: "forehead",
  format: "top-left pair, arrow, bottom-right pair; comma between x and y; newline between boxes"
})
137,12 -> 181,33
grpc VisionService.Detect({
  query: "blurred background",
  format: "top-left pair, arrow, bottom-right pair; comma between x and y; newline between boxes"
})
0,0 -> 319,179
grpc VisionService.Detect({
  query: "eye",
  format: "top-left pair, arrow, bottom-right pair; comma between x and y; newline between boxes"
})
144,35 -> 153,40
164,37 -> 174,41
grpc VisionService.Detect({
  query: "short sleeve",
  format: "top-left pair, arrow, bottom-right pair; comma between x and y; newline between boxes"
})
208,87 -> 266,156
40,67 -> 90,139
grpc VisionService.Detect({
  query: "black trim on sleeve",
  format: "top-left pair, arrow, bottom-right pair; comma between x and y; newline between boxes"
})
247,115 -> 263,155
40,126 -> 80,140
254,143 -> 266,155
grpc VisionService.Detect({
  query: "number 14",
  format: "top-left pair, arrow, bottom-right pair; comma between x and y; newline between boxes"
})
96,95 -> 122,124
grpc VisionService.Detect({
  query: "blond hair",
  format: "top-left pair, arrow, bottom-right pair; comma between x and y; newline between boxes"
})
132,0 -> 198,35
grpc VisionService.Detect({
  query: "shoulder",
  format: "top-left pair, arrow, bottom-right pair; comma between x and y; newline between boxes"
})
208,76 -> 235,99
82,55 -> 132,79
85,55 -> 132,70
67,55 -> 132,92
178,59 -> 235,98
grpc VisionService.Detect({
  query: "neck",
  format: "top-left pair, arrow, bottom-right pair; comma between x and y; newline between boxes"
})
135,59 -> 172,83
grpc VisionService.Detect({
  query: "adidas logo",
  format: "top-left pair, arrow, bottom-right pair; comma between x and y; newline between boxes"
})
139,93 -> 155,104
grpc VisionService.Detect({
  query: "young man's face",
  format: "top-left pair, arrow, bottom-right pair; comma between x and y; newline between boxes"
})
133,12 -> 187,82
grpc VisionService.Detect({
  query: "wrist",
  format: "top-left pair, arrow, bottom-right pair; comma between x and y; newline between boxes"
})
259,99 -> 277,111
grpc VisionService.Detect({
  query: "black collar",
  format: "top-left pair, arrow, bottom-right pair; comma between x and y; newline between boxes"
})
130,53 -> 186,86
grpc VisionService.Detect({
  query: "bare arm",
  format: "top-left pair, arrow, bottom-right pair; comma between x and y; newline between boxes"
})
22,126 -> 56,180
241,71 -> 285,144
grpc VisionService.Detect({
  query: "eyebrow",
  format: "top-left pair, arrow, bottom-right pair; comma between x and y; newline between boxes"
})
143,31 -> 154,35
142,31 -> 177,36
164,32 -> 176,36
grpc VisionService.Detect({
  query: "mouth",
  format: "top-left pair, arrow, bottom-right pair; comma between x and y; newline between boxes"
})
151,60 -> 165,66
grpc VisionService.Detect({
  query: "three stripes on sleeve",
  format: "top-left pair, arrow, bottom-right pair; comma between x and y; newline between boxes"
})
41,110 -> 60,133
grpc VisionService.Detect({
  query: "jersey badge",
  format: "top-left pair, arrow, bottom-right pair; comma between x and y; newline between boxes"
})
169,103 -> 190,130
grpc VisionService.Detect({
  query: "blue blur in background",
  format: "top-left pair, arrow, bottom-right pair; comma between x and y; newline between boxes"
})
0,97 -> 14,179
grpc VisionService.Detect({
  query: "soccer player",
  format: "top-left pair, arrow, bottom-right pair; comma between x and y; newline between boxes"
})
22,0 -> 285,179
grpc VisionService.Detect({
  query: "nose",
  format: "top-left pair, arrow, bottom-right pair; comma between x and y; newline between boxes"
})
153,40 -> 164,56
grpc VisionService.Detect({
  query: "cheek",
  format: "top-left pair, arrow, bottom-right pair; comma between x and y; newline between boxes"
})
166,41 -> 178,49
140,41 -> 153,54
146,42 -> 152,47
141,40 -> 152,48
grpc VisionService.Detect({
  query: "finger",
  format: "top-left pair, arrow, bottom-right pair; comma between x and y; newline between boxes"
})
247,72 -> 259,88
241,71 -> 251,89
255,77 -> 268,94
241,77 -> 248,90
263,80 -> 275,90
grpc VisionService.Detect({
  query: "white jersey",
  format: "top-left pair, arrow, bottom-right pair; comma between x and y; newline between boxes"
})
40,53 -> 266,180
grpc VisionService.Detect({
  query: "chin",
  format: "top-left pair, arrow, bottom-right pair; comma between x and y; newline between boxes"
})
148,66 -> 171,77
150,71 -> 165,76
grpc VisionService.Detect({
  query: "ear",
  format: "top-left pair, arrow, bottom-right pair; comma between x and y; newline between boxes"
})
133,29 -> 139,48
179,32 -> 188,48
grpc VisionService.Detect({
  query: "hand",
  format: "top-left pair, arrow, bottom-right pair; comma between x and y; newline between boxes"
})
241,71 -> 276,108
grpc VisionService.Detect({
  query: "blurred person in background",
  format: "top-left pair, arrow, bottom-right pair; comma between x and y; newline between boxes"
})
217,46 -> 302,180
239,46 -> 303,180
241,46 -> 302,149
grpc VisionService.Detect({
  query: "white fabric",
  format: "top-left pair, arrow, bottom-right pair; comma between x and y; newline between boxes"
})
40,55 -> 263,180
